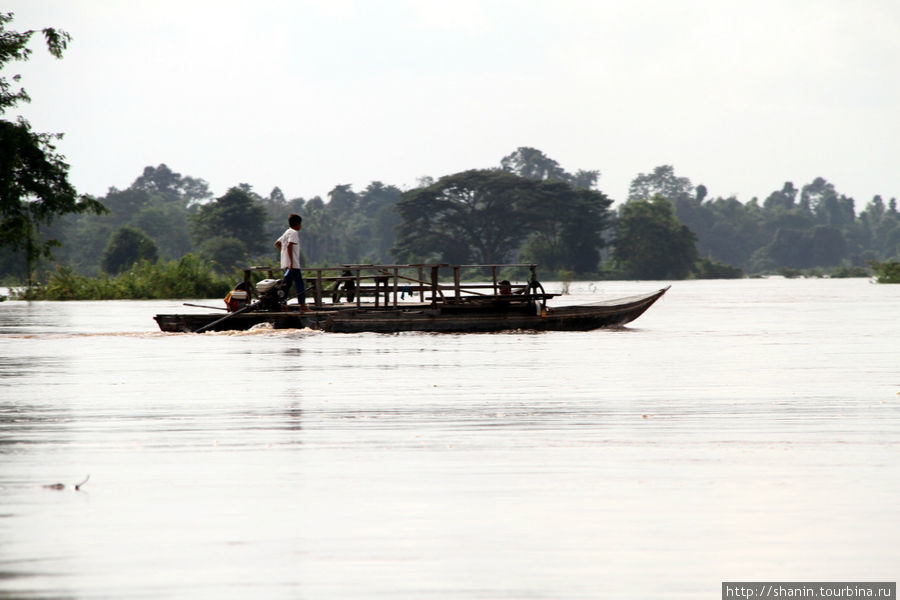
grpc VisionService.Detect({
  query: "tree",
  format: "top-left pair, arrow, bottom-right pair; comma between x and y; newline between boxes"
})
0,13 -> 105,283
299,200 -> 343,264
393,169 -> 612,271
763,182 -> 799,212
327,184 -> 357,213
358,182 -> 402,261
101,226 -> 158,274
801,177 -> 855,228
859,195 -> 900,260
518,180 -> 612,272
695,195 -> 765,269
500,147 -> 568,182
194,236 -> 250,273
268,186 -> 286,205
627,165 -> 693,203
129,163 -> 212,205
756,225 -> 847,269
189,186 -> 266,259
612,196 -> 699,279
131,203 -> 192,260
393,169 -> 545,264
500,146 -> 600,190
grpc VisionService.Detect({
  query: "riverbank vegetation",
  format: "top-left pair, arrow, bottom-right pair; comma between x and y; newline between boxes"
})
12,255 -> 233,300
3,150 -> 898,299
2,16 -> 898,298
870,260 -> 900,284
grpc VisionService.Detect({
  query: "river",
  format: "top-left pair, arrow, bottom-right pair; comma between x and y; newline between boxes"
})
1,278 -> 897,599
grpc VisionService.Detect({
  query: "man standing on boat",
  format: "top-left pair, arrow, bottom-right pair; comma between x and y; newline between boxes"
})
275,214 -> 310,311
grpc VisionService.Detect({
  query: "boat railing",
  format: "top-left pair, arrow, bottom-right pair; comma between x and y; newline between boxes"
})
240,263 -> 554,310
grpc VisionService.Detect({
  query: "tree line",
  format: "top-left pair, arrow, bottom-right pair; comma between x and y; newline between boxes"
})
2,150 -> 898,286
630,166 -> 900,275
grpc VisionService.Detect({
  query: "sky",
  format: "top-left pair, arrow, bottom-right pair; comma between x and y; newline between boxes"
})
4,0 -> 899,206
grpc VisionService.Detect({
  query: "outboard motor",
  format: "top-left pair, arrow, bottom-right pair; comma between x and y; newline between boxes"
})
255,278 -> 290,311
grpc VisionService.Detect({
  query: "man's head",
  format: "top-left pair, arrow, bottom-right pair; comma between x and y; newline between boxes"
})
288,214 -> 302,229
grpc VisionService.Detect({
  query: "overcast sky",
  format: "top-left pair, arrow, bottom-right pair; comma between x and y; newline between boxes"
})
5,0 -> 899,206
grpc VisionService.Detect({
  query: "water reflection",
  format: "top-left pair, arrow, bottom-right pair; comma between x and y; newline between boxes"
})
0,356 -> 61,381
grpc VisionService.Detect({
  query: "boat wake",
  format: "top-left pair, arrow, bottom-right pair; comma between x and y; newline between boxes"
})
5,331 -> 171,340
201,324 -> 321,337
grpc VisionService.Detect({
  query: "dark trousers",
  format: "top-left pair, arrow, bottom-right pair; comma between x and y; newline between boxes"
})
283,268 -> 306,304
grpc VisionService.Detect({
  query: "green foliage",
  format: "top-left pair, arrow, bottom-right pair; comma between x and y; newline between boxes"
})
194,236 -> 249,274
628,165 -> 696,204
870,260 -> 900,283
752,225 -> 847,270
612,196 -> 698,279
0,13 -> 106,282
500,146 -> 600,190
829,264 -> 869,278
0,12 -> 71,111
16,254 -> 233,300
393,169 -> 611,272
636,168 -> 900,276
130,163 -> 212,205
777,267 -> 802,279
393,170 -> 538,264
519,181 -> 612,273
131,203 -> 192,260
692,258 -> 743,279
4,130 -> 899,287
101,226 -> 158,274
190,186 -> 266,265
803,177 -> 856,228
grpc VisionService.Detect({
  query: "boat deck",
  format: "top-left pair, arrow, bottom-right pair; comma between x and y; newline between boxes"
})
153,263 -> 669,333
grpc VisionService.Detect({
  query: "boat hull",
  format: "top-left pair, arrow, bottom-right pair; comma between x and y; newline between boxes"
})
154,287 -> 669,334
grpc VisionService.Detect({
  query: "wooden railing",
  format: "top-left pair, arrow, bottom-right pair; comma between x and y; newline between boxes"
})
241,263 -> 546,310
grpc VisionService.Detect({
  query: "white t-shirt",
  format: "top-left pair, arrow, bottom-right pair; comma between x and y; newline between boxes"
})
278,227 -> 301,269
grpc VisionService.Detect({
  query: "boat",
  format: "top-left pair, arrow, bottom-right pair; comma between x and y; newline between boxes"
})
153,263 -> 669,334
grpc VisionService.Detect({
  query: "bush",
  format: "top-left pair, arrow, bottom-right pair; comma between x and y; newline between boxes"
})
829,265 -> 870,278
777,267 -> 802,279
692,258 -> 743,279
870,260 -> 900,284
14,254 -> 235,300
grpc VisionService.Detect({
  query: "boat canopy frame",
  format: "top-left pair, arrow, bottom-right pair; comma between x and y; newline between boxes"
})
240,263 -> 556,311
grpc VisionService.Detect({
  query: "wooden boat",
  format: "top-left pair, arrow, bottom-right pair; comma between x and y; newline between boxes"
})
153,263 -> 669,334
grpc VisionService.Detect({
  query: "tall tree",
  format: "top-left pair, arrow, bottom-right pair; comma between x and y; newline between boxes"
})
612,196 -> 698,279
694,195 -> 765,269
101,226 -> 159,274
393,170 -> 539,264
753,225 -> 848,270
189,187 -> 266,268
519,180 -> 612,273
500,147 -> 568,182
327,184 -> 358,213
500,146 -> 600,190
627,165 -> 693,203
802,177 -> 855,228
358,181 -> 403,262
129,163 -> 212,205
0,12 -> 105,283
393,169 -> 611,270
763,182 -> 799,212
